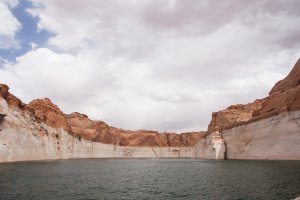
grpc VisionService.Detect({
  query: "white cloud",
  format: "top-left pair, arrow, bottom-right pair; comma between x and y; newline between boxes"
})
0,0 -> 299,132
30,42 -> 38,50
0,48 -> 116,110
0,0 -> 21,49
1,0 -> 18,8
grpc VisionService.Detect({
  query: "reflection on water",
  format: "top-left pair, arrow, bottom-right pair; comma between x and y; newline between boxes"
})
0,159 -> 299,200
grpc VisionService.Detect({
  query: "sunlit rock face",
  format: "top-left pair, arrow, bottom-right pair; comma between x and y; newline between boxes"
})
26,98 -> 71,132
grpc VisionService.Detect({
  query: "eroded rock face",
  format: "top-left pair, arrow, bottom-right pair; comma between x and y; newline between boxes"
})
208,59 -> 300,132
0,84 -> 8,98
196,110 -> 300,160
0,85 -> 206,147
208,99 -> 265,132
65,112 -> 206,147
252,60 -> 300,121
0,84 -> 25,109
26,98 -> 70,132
270,59 -> 300,94
0,59 -> 299,151
0,113 -> 6,124
0,97 -> 196,162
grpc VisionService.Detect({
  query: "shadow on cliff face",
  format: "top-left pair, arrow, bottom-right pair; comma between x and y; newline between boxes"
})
0,113 -> 6,125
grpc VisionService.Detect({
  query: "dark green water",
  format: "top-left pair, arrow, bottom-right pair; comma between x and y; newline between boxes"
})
0,159 -> 299,200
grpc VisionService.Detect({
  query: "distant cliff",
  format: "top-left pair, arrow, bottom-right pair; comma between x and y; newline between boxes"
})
65,112 -> 205,147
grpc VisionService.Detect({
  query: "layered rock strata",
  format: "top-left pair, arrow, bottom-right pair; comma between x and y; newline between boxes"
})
0,97 -> 196,162
0,84 -> 203,162
65,112 -> 205,147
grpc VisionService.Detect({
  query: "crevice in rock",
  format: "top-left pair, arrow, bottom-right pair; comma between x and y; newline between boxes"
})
0,113 -> 6,125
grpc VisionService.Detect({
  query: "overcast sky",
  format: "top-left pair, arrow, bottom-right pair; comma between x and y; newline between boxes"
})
0,0 -> 299,132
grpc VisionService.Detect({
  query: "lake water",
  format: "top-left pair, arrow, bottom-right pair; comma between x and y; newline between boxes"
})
0,159 -> 299,200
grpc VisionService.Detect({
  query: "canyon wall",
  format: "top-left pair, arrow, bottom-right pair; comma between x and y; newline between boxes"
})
0,97 -> 195,163
0,82 -> 203,162
1,59 -> 300,162
65,112 -> 206,147
196,110 -> 300,160
197,59 -> 300,160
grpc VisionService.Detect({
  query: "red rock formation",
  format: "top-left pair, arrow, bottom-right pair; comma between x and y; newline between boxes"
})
65,112 -> 206,147
0,84 -> 206,147
208,99 -> 265,132
270,59 -> 300,94
208,59 -> 300,132
1,58 -> 299,147
254,59 -> 300,120
0,84 -> 8,98
0,84 -> 25,109
25,98 -> 70,132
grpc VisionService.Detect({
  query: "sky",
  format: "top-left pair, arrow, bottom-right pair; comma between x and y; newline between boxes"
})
0,0 -> 299,133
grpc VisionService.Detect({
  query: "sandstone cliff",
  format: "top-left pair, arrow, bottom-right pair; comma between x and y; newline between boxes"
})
255,59 -> 300,119
196,110 -> 300,160
0,84 -> 25,109
207,99 -> 265,132
270,59 -> 300,94
0,96 -> 195,162
66,112 -> 206,147
0,84 -> 206,148
26,98 -> 71,132
197,59 -> 300,160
